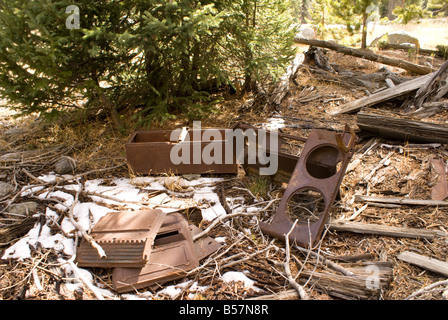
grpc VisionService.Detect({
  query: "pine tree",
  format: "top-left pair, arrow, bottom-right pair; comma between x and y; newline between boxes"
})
330,0 -> 380,49
0,0 -> 297,127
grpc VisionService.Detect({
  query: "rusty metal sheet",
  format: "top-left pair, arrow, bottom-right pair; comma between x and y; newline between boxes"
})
259,124 -> 357,247
125,129 -> 237,175
76,209 -> 167,268
232,122 -> 306,183
189,224 -> 222,260
112,212 -> 199,293
430,157 -> 448,201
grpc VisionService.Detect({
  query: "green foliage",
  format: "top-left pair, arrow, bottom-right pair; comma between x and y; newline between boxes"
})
436,45 -> 448,59
218,0 -> 297,90
0,0 -> 137,120
329,0 -> 379,48
0,0 -> 296,127
392,3 -> 430,23
427,0 -> 448,16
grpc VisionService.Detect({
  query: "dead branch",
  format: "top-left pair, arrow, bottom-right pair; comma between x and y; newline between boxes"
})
330,220 -> 445,240
68,183 -> 106,259
282,220 -> 309,300
293,244 -> 356,277
294,37 -> 435,75
192,199 -> 279,241
405,279 -> 448,300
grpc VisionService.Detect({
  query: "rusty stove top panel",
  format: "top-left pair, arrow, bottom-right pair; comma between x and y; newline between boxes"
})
112,212 -> 199,293
76,209 -> 167,268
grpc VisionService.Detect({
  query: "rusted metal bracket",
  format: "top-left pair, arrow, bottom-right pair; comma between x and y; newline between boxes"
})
259,124 -> 357,247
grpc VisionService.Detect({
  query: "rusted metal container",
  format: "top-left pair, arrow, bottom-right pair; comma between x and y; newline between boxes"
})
125,129 -> 238,175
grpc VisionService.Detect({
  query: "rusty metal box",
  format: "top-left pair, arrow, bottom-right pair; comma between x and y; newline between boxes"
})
125,129 -> 238,175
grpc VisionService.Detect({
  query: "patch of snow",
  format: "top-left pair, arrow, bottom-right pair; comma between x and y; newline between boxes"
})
193,186 -> 220,203
221,271 -> 263,292
156,280 -> 192,298
214,236 -> 227,244
2,221 -> 75,260
201,203 -> 227,222
263,117 -> 285,131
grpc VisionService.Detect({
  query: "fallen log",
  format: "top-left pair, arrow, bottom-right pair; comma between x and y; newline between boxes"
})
294,37 -> 436,75
298,262 -> 393,300
268,52 -> 304,107
249,261 -> 392,300
356,112 -> 448,143
397,251 -> 448,277
334,73 -> 434,114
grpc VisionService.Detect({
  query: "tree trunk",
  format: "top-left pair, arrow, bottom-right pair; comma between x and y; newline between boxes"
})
294,37 -> 436,75
361,13 -> 368,49
90,61 -> 122,130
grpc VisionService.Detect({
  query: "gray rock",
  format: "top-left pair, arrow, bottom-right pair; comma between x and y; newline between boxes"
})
370,31 -> 420,49
8,202 -> 38,216
55,157 -> 76,174
0,182 -> 15,197
296,24 -> 316,40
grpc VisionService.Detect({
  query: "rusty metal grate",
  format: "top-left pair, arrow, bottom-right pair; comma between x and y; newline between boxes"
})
76,209 -> 167,268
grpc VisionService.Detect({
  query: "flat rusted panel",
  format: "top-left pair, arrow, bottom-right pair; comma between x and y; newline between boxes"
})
259,125 -> 357,247
189,224 -> 222,260
430,157 -> 448,201
112,212 -> 199,293
76,209 -> 167,268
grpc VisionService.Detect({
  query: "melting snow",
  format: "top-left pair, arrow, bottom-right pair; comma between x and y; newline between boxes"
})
221,271 -> 263,292
2,173 -> 243,298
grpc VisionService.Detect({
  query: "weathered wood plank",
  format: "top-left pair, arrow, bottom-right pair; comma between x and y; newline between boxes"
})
354,194 -> 448,206
334,73 -> 433,114
356,112 -> 448,143
397,251 -> 448,277
329,220 -> 443,240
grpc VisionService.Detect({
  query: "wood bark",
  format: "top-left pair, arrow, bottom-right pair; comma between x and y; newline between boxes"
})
430,157 -> 448,201
298,262 -> 393,300
356,112 -> 448,143
294,37 -> 436,75
252,262 -> 393,300
268,52 -> 304,107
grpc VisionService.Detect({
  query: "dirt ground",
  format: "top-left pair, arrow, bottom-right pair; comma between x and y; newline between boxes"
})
0,47 -> 447,300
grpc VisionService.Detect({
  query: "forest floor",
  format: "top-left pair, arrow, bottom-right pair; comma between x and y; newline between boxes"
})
0,46 -> 447,300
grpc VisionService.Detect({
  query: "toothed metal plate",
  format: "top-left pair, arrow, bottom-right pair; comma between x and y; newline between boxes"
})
76,209 -> 167,268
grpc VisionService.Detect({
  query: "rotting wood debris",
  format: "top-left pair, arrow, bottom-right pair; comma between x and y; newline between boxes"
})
1,45 -> 448,300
